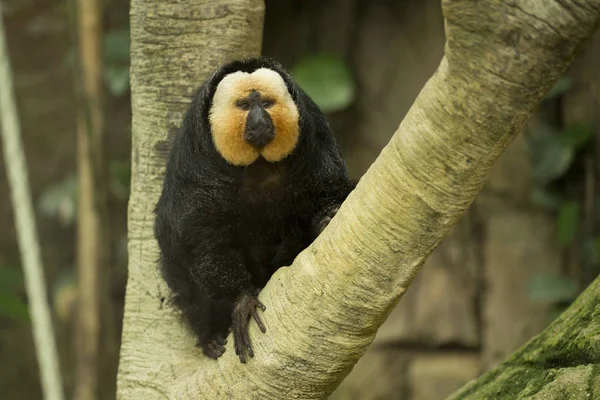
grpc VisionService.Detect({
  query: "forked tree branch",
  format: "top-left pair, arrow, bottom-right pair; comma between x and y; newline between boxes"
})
117,0 -> 600,399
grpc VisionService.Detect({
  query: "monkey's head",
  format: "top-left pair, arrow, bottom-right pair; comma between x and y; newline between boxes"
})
208,65 -> 300,166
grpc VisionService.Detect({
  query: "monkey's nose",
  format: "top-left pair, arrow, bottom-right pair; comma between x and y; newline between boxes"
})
244,107 -> 274,148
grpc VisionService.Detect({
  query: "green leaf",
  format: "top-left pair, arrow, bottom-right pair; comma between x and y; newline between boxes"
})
556,201 -> 579,248
530,187 -> 563,210
104,29 -> 130,64
544,76 -> 572,100
105,65 -> 130,97
561,124 -> 594,150
529,273 -> 578,302
0,266 -> 23,291
584,238 -> 600,267
292,54 -> 356,113
592,237 -> 600,265
110,160 -> 131,186
109,160 -> 131,199
0,292 -> 29,322
528,123 -> 574,184
62,47 -> 76,69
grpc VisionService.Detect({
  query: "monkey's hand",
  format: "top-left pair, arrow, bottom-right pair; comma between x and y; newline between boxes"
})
232,291 -> 267,363
313,205 -> 340,238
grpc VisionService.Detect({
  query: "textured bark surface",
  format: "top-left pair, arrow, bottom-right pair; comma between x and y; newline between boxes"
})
117,0 -> 600,399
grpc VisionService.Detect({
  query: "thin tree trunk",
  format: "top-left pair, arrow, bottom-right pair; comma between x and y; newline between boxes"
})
0,6 -> 65,400
74,0 -> 105,398
117,0 -> 600,399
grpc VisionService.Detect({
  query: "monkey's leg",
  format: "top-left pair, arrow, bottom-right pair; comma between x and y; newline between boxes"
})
188,242 -> 267,363
194,298 -> 231,359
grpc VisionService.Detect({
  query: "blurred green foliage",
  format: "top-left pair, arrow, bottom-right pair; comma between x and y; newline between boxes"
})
556,201 -> 579,248
526,76 -> 598,309
528,123 -> 576,186
104,28 -> 130,97
109,160 -> 131,200
37,160 -> 130,225
292,54 -> 355,113
544,76 -> 572,100
52,269 -> 76,323
529,273 -> 579,303
0,265 -> 28,323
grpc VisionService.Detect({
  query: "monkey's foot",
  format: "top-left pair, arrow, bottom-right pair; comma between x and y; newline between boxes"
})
315,205 -> 340,236
232,292 -> 267,364
201,335 -> 228,359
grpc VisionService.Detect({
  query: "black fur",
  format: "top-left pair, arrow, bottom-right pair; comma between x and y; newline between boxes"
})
154,56 -> 355,363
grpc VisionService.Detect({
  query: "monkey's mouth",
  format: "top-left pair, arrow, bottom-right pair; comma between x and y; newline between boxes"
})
244,106 -> 275,149
244,127 -> 275,149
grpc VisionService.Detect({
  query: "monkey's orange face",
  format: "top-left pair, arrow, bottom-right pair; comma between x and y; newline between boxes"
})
208,68 -> 300,166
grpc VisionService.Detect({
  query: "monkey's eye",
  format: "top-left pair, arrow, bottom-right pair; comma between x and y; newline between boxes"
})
261,100 -> 274,109
237,101 -> 251,111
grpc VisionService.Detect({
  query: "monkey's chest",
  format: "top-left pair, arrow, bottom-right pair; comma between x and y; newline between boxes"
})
240,157 -> 286,194
235,210 -> 287,255
233,200 -> 307,287
233,159 -> 311,285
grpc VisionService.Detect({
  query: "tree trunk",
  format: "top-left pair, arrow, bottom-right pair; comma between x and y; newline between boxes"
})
117,0 -> 600,399
74,0 -> 106,398
116,0 -> 265,398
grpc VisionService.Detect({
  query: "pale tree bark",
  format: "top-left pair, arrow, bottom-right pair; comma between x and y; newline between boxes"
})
74,0 -> 106,399
117,0 -> 600,399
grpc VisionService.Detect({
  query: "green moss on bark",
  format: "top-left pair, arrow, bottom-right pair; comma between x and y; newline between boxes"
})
450,278 -> 600,399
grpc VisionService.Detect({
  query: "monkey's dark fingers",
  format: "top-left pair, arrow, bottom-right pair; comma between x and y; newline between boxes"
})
233,314 -> 250,363
233,324 -> 242,356
203,341 -> 223,359
210,344 -> 225,358
213,341 -> 226,354
250,307 -> 266,333
242,327 -> 254,359
216,336 -> 227,346
256,300 -> 266,312
202,345 -> 215,359
237,310 -> 254,360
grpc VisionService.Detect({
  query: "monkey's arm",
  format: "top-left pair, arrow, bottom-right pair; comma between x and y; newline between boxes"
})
310,178 -> 357,238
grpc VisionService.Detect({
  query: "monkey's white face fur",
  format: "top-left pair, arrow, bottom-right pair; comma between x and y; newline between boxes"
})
209,68 -> 300,166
